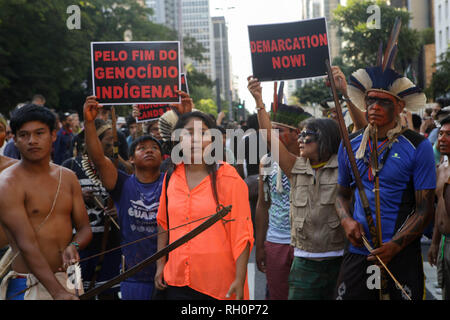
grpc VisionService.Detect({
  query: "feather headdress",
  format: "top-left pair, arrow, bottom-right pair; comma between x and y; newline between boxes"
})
270,81 -> 312,129
158,108 -> 179,143
347,18 -> 426,112
158,107 -> 200,143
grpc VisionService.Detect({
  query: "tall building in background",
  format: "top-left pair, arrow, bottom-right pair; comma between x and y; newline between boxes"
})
301,0 -> 341,59
145,0 -> 179,32
434,0 -> 450,62
146,0 -> 215,81
389,0 -> 432,31
389,0 -> 435,89
212,16 -> 232,110
181,0 -> 215,80
286,0 -> 342,102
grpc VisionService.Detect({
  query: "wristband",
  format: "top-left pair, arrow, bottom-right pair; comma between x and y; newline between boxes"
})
70,242 -> 80,251
256,104 -> 265,110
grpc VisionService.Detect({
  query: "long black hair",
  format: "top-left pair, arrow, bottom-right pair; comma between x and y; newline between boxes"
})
172,111 -> 221,206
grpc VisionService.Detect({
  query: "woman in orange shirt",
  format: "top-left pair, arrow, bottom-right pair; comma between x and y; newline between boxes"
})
155,111 -> 254,300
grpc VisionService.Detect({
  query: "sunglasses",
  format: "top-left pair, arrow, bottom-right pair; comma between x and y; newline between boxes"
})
298,130 -> 318,144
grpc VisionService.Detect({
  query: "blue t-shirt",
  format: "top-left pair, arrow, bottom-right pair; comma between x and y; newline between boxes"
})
110,170 -> 164,282
338,129 -> 436,256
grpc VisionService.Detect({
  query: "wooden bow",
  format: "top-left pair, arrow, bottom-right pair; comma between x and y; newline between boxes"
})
79,205 -> 232,300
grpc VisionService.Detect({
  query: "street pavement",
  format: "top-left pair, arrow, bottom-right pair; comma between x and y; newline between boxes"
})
247,239 -> 443,300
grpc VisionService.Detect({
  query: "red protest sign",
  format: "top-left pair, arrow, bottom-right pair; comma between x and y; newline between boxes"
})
91,41 -> 181,105
136,104 -> 172,123
135,73 -> 190,123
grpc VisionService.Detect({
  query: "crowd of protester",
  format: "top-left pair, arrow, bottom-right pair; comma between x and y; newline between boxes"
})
0,73 -> 449,301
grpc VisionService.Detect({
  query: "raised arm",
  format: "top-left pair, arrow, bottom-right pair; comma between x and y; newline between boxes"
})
247,76 -> 297,178
327,66 -> 368,131
83,96 -> 118,191
0,175 -> 77,300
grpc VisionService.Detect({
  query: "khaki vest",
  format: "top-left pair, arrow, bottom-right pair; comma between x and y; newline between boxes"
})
289,154 -> 345,253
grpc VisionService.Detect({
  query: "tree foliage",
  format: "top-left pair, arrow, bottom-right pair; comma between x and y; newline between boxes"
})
427,48 -> 450,101
333,0 -> 421,73
0,0 -> 211,116
185,63 -> 215,108
293,80 -> 331,106
195,98 -> 218,117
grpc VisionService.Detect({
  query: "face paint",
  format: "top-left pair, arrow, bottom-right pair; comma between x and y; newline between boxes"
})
365,91 -> 399,127
273,124 -> 290,148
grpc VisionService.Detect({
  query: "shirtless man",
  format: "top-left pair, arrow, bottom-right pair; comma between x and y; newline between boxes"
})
0,114 -> 17,252
428,116 -> 450,300
0,114 -> 16,171
0,104 -> 92,300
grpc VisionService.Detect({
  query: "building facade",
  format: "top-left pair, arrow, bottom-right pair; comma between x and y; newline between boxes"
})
146,0 -> 215,80
434,0 -> 450,61
212,16 -> 232,110
285,0 -> 342,102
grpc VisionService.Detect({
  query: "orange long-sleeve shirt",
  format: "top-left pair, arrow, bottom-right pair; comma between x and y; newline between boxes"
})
157,162 -> 254,300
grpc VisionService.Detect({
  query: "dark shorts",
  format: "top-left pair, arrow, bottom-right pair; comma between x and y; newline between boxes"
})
334,244 -> 424,300
288,256 -> 343,300
120,280 -> 154,300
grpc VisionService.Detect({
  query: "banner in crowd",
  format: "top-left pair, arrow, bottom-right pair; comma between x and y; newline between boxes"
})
91,41 -> 181,105
248,18 -> 330,82
136,73 -> 189,123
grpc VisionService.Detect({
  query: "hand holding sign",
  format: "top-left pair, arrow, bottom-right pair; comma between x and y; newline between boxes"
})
247,76 -> 263,105
325,66 -> 348,96
135,73 -> 190,123
173,90 -> 194,115
132,104 -> 141,118
83,96 -> 102,122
